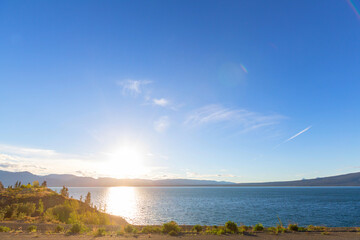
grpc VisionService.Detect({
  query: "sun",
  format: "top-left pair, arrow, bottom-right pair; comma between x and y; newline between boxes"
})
103,144 -> 148,178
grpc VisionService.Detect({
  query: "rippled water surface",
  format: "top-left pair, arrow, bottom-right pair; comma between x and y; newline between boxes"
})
51,187 -> 360,226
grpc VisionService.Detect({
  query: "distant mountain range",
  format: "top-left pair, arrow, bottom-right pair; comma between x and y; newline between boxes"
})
0,170 -> 234,187
0,170 -> 360,187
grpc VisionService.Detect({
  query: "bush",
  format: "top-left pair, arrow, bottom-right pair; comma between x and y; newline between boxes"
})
192,224 -> 203,233
19,203 -> 36,216
238,225 -> 249,233
48,203 -> 74,223
267,226 -> 277,234
141,226 -> 161,234
225,221 -> 238,233
162,221 -> 181,235
124,225 -> 134,233
69,223 -> 85,234
0,226 -> 11,232
288,224 -> 299,231
169,230 -> 178,236
27,225 -> 37,232
95,228 -> 107,236
116,230 -> 125,236
298,227 -> 307,232
253,223 -> 264,231
33,181 -> 40,188
54,225 -> 64,233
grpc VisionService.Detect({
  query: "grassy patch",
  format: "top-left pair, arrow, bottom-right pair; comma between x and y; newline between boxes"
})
141,225 -> 162,234
68,223 -> 87,234
94,227 -> 107,237
27,225 -> 37,233
54,225 -> 64,233
0,226 -> 11,232
192,224 -> 203,233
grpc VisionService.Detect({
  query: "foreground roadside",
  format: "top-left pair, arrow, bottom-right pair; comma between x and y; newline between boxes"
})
1,232 -> 360,240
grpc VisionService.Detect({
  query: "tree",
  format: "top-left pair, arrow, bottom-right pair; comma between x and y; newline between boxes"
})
0,181 -> 4,190
33,181 -> 40,188
41,181 -> 47,188
60,186 -> 69,198
85,192 -> 91,206
37,199 -> 44,214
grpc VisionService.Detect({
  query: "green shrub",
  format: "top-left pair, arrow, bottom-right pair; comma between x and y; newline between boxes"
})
238,225 -> 249,233
0,226 -> 11,232
49,204 -> 73,223
216,228 -> 225,235
116,229 -> 125,236
124,225 -> 134,233
69,223 -> 85,234
140,226 -> 161,234
267,226 -> 277,234
276,225 -> 286,233
54,225 -> 64,233
95,228 -> 107,236
253,223 -> 264,231
18,202 -> 36,216
169,230 -> 178,236
288,224 -> 298,231
37,199 -> 44,215
162,221 -> 181,235
298,227 -> 307,232
27,225 -> 37,232
225,221 -> 238,233
193,224 -> 203,233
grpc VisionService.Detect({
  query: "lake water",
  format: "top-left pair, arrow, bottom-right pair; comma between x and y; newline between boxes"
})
51,187 -> 360,227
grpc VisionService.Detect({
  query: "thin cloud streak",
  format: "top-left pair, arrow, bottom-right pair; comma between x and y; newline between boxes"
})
284,126 -> 312,143
184,104 -> 284,133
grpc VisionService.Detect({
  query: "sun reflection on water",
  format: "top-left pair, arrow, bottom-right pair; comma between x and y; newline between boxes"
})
105,187 -> 137,223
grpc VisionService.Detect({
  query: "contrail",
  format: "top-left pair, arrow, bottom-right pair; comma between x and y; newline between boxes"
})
284,125 -> 312,143
273,125 -> 312,149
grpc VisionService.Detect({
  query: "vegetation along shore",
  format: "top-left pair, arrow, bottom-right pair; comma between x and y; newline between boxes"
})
0,181 -> 359,239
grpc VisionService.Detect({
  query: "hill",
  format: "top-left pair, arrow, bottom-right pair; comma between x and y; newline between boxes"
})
0,183 -> 127,225
1,170 -> 360,187
0,170 -> 234,187
235,172 -> 360,186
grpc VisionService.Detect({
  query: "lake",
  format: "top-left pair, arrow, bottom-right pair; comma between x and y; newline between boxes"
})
51,187 -> 360,227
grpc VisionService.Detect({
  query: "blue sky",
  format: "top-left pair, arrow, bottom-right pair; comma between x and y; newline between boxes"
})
0,0 -> 359,182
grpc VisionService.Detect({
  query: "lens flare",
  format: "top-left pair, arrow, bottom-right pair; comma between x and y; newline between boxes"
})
347,0 -> 360,19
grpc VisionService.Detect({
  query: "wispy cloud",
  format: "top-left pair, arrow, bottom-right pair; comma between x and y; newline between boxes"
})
154,116 -> 170,133
184,104 -> 284,132
0,144 -> 94,175
153,98 -> 169,107
117,79 -> 151,96
284,126 -> 312,143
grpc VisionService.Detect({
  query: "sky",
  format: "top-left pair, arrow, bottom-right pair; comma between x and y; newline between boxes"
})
0,0 -> 359,182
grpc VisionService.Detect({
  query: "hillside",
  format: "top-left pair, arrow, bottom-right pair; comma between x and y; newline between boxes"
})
0,182 -> 127,225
